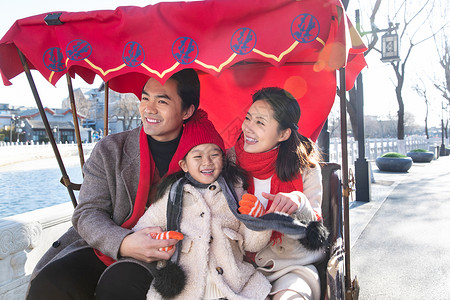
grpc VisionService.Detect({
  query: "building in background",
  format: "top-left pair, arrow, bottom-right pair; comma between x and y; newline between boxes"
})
62,83 -> 141,135
18,107 -> 87,143
0,103 -> 89,143
0,82 -> 141,143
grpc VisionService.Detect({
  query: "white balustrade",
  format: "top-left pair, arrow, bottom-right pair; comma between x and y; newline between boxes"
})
0,203 -> 73,300
328,136 -> 445,165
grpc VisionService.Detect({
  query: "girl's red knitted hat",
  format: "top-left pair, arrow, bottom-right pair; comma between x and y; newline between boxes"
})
177,108 -> 225,160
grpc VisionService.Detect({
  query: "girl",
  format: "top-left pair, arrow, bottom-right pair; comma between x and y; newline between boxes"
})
133,109 -> 272,300
231,87 -> 326,300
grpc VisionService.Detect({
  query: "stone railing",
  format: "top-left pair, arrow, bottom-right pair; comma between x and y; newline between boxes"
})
0,203 -> 73,300
0,143 -> 94,299
329,136 -> 447,165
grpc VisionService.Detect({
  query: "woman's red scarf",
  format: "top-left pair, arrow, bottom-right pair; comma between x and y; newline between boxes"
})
94,128 -> 182,266
235,137 -> 303,248
234,137 -> 303,203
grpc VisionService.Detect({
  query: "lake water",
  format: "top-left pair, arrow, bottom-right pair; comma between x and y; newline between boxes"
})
0,157 -> 83,218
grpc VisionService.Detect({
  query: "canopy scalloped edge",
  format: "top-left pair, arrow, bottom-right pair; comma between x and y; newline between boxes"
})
0,0 -> 367,144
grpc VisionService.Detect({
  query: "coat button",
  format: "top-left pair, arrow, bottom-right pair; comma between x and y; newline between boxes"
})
209,185 -> 216,191
216,267 -> 223,275
209,236 -> 214,244
52,241 -> 61,248
200,212 -> 205,217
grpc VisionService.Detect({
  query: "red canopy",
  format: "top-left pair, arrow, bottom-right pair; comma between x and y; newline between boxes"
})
0,0 -> 366,146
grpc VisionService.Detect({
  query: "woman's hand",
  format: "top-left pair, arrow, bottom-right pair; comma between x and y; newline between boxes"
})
263,192 -> 301,215
119,226 -> 180,263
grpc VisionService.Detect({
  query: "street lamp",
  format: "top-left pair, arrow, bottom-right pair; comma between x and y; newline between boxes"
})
9,115 -> 14,142
16,120 -> 25,142
9,115 -> 22,142
353,11 -> 400,202
381,29 -> 400,63
53,125 -> 59,143
357,16 -> 400,64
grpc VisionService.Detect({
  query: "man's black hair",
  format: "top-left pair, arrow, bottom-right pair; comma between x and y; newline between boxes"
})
169,69 -> 200,112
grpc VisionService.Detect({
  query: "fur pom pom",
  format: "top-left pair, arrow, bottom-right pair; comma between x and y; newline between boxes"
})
153,261 -> 186,298
299,221 -> 329,250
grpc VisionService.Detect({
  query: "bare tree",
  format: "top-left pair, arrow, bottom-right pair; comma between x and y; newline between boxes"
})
412,80 -> 430,139
111,93 -> 140,131
364,116 -> 382,138
431,0 -> 450,103
62,88 -> 92,117
434,38 -> 450,104
370,0 -> 444,140
432,24 -> 450,139
346,88 -> 358,139
404,111 -> 420,136
327,105 -> 342,138
343,0 -> 382,141
354,0 -> 446,143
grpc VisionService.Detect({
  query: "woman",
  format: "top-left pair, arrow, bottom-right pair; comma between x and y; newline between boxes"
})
230,87 -> 325,300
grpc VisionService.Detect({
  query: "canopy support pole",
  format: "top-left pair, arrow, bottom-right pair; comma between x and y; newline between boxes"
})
17,48 -> 78,208
66,73 -> 85,171
104,81 -> 109,137
339,68 -> 359,299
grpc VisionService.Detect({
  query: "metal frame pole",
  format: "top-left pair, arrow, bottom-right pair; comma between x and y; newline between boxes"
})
339,68 -> 354,299
17,48 -> 78,208
354,10 -> 371,202
66,73 -> 85,170
104,81 -> 109,137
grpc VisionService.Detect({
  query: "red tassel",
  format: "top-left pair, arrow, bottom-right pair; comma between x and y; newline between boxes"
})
314,211 -> 322,221
270,231 -> 283,245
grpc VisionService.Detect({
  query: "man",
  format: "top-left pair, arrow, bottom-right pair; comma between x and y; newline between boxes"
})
27,69 -> 200,300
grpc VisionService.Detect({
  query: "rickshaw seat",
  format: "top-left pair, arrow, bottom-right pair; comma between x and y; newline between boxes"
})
316,162 -> 344,300
57,162 -> 344,299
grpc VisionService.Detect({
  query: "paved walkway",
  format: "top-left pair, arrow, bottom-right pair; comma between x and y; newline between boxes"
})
349,155 -> 450,299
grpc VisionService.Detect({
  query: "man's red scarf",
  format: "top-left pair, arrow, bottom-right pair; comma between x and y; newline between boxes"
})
94,128 -> 182,266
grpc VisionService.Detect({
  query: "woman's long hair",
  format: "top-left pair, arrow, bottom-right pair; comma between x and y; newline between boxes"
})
252,87 -> 320,182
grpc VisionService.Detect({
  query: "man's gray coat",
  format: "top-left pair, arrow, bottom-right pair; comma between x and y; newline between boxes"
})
31,127 -> 147,280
